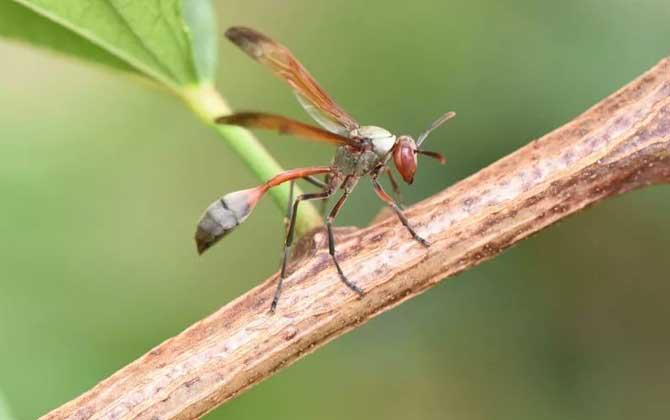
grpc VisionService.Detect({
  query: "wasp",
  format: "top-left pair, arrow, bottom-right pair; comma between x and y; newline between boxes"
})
196,27 -> 455,311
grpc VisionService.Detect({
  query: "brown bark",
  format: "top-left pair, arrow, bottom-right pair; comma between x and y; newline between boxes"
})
43,58 -> 670,420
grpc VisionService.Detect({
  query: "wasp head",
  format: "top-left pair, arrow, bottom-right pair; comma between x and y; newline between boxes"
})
392,112 -> 455,184
392,135 -> 418,184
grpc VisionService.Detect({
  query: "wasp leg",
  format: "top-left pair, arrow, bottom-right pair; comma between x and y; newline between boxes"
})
274,181 -> 295,312
386,169 -> 405,209
320,173 -> 333,217
371,177 -> 430,247
325,191 -> 364,296
303,175 -> 327,189
272,185 -> 336,313
282,180 -> 296,231
302,174 -> 332,217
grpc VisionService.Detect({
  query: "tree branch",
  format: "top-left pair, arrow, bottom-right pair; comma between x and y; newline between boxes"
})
43,58 -> 670,420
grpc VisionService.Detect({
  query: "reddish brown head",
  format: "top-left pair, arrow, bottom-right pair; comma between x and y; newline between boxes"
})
393,135 -> 418,184
392,111 -> 455,184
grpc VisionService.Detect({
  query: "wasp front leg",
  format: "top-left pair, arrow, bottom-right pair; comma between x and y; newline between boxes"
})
371,175 -> 430,247
385,168 -> 405,209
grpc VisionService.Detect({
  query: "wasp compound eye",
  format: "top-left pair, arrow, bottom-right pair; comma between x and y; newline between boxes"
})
393,137 -> 418,184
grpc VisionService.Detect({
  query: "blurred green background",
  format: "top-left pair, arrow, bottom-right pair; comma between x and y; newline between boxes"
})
1,1 -> 670,419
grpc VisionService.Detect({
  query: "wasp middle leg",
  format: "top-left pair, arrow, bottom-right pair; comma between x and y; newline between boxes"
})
324,181 -> 365,296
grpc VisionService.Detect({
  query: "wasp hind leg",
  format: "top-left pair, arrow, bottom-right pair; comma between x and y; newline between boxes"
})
271,184 -> 336,313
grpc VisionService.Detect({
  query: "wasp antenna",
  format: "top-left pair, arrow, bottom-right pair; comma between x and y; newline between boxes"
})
416,149 -> 447,164
416,111 -> 456,147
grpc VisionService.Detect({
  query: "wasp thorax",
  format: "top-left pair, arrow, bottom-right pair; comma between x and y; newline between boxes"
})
393,136 -> 418,184
352,126 -> 396,157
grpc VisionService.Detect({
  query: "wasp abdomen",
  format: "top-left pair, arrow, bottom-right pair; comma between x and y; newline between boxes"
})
195,188 -> 262,254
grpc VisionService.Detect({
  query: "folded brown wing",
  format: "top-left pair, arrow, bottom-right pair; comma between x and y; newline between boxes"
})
225,26 -> 360,135
216,112 -> 359,146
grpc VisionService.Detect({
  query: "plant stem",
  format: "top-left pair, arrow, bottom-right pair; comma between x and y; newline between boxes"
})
0,389 -> 16,420
180,83 -> 322,235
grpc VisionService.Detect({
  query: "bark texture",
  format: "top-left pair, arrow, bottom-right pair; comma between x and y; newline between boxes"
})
43,58 -> 670,420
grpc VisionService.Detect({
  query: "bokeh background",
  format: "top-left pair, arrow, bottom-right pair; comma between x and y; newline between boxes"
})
1,1 -> 670,419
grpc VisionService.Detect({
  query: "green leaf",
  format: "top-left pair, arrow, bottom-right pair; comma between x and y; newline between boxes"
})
0,0 -> 218,89
182,0 -> 217,83
0,1 -> 133,74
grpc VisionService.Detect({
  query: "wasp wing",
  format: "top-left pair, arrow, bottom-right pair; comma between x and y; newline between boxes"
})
225,26 -> 359,135
293,93 -> 351,135
216,112 -> 360,147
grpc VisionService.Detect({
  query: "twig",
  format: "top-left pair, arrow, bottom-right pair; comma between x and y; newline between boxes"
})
42,58 -> 670,420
